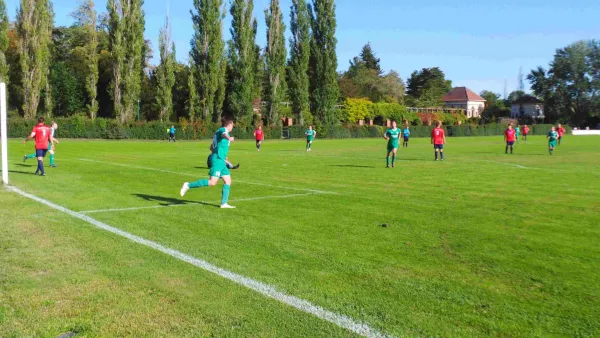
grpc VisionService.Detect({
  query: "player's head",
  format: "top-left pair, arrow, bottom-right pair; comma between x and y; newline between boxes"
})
508,124 -> 513,129
558,123 -> 562,128
524,125 -> 528,128
551,126 -> 556,131
435,121 -> 441,127
309,125 -> 313,130
51,121 -> 57,129
391,120 -> 397,128
38,117 -> 45,124
222,117 -> 234,131
258,125 -> 262,130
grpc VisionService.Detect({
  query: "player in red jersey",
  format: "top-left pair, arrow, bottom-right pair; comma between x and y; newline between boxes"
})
522,125 -> 530,143
504,124 -> 516,154
23,117 -> 55,176
557,124 -> 565,145
431,121 -> 446,161
254,125 -> 264,151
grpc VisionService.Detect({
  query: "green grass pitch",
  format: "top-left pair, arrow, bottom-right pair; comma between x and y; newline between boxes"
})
1,135 -> 599,337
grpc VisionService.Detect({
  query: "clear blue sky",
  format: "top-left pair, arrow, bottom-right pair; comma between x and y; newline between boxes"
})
6,0 -> 600,96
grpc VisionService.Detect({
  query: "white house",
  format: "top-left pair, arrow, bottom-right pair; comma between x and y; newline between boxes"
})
511,95 -> 544,119
442,87 -> 486,118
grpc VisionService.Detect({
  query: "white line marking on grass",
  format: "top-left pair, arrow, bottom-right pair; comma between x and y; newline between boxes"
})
472,160 -> 538,169
7,185 -> 389,338
78,159 -> 338,195
79,193 -> 316,214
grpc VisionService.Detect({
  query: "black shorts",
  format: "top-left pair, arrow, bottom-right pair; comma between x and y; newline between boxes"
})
507,141 -> 515,146
404,136 -> 409,142
256,139 -> 262,144
434,144 -> 444,150
170,133 -> 175,138
36,149 -> 48,157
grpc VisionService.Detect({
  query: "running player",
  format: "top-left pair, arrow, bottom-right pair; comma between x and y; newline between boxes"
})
254,125 -> 264,151
557,124 -> 565,145
522,125 -> 530,143
168,125 -> 176,142
23,117 -> 54,176
24,121 -> 59,167
515,125 -> 521,143
384,121 -> 401,168
547,126 -> 558,155
305,125 -> 316,151
431,121 -> 446,161
180,118 -> 236,209
402,124 -> 411,148
504,124 -> 516,154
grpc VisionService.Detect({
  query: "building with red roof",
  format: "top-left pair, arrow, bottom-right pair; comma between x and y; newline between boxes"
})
442,87 -> 486,118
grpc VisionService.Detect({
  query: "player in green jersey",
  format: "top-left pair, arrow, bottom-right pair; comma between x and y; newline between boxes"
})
515,125 -> 521,143
180,117 -> 236,209
305,126 -> 316,151
547,126 -> 558,155
24,121 -> 59,167
384,121 -> 401,168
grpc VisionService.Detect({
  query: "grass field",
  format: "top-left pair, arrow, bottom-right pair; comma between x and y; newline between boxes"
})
1,135 -> 599,337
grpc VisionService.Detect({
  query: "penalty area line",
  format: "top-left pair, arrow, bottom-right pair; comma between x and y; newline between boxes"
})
78,158 -> 339,195
79,193 -> 317,214
6,185 -> 390,338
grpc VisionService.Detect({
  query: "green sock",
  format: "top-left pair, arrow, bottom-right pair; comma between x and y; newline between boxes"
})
392,155 -> 396,165
386,157 -> 390,166
189,179 -> 209,188
221,184 -> 231,205
26,154 -> 36,159
49,154 -> 55,166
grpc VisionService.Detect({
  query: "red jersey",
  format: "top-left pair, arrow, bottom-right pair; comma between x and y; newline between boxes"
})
32,123 -> 51,150
254,129 -> 264,141
558,127 -> 565,136
431,127 -> 445,145
523,127 -> 530,135
505,129 -> 516,142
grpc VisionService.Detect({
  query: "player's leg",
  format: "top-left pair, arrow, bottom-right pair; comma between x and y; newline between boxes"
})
505,142 -> 509,154
440,147 -> 444,160
386,150 -> 391,168
558,136 -> 562,145
510,142 -> 514,154
392,148 -> 397,168
35,149 -> 47,176
434,146 -> 438,161
24,152 -> 36,162
220,175 -> 235,208
306,140 -> 310,151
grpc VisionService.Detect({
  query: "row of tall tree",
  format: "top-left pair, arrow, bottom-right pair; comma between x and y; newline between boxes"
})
0,0 -> 341,126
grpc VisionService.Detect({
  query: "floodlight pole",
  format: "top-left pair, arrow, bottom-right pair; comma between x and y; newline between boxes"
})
1,83 -> 8,185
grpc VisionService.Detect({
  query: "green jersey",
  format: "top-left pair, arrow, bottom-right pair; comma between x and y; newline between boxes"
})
386,128 -> 401,148
305,129 -> 316,141
212,127 -> 231,160
548,131 -> 558,141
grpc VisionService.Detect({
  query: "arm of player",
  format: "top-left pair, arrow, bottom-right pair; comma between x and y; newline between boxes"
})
223,132 -> 235,142
23,131 -> 35,144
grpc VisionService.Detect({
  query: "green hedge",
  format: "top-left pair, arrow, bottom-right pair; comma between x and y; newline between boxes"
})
7,117 -> 569,140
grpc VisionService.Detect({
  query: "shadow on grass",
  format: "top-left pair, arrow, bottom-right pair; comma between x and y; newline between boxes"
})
14,163 -> 34,167
132,193 -> 220,208
329,164 -> 376,169
193,166 -> 209,170
7,170 -> 37,175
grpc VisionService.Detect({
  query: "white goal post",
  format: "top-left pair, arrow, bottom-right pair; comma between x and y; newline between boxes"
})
1,82 -> 8,185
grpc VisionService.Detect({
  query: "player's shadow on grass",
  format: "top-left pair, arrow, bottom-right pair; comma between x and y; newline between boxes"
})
330,164 -> 376,169
14,163 -> 34,167
193,166 -> 209,170
7,170 -> 36,175
132,193 -> 220,208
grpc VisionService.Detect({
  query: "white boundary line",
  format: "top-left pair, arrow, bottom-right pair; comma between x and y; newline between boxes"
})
78,159 -> 338,195
472,159 -> 538,170
79,193 -> 316,214
6,185 -> 390,338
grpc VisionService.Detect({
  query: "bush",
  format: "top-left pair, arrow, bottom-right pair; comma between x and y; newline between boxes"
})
6,117 -> 567,140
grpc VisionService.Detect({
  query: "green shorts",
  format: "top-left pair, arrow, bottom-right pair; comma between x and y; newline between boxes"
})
387,144 -> 398,152
307,138 -> 314,143
208,155 -> 230,178
549,141 -> 557,148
